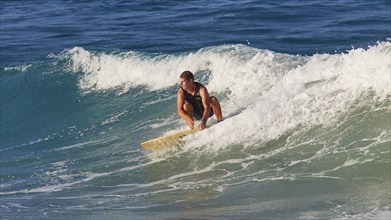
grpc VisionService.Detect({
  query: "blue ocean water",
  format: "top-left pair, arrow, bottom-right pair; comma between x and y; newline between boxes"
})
1,0 -> 390,219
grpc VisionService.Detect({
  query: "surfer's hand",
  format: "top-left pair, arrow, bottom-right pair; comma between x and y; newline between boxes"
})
186,117 -> 195,129
198,120 -> 206,130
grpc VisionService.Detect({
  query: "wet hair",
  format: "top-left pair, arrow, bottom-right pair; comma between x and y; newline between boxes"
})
180,71 -> 194,81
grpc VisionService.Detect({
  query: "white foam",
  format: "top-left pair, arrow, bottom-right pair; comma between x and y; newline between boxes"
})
186,41 -> 391,150
3,64 -> 32,72
333,205 -> 390,220
63,47 -> 206,91
0,171 -> 108,196
101,110 -> 128,125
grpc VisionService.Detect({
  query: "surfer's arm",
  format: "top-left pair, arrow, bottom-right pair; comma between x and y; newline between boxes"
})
199,86 -> 210,129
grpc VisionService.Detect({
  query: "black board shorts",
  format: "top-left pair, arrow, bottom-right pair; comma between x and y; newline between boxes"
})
193,106 -> 214,120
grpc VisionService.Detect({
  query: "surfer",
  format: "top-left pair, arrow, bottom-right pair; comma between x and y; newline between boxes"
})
177,71 -> 223,130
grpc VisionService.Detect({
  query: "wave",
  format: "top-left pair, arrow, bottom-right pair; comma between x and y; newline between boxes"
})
3,41 -> 390,150
60,41 -> 389,94
55,41 -> 390,148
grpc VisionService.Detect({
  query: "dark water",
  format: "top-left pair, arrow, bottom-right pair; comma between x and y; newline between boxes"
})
1,0 -> 390,219
2,0 -> 390,64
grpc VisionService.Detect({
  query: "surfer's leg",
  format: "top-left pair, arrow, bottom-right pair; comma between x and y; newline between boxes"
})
183,102 -> 196,128
183,102 -> 194,118
210,96 -> 223,122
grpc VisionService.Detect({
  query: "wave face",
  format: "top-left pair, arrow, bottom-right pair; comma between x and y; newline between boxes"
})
1,41 -> 390,219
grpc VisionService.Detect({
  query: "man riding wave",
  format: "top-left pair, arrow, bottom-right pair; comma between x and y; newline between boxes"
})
177,71 -> 223,130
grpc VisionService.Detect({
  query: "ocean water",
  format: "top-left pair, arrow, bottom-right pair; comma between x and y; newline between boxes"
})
1,0 -> 390,219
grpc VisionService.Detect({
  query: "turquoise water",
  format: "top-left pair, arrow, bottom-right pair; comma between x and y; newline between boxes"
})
1,1 -> 390,219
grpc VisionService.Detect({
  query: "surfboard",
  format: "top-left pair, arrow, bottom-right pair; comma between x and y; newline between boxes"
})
141,128 -> 202,151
